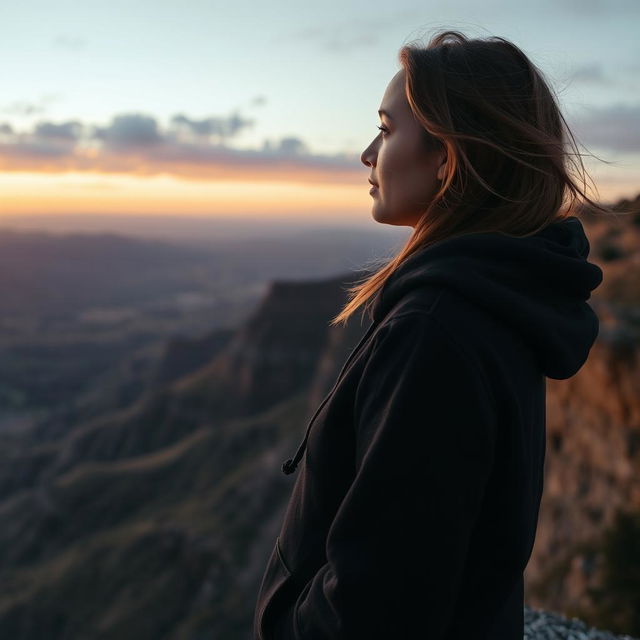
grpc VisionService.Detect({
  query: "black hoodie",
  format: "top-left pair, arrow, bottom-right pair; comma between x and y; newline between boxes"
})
253,215 -> 603,640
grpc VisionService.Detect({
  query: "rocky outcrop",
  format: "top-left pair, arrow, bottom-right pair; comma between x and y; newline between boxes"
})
151,327 -> 235,387
170,276 -> 357,419
522,209 -> 640,633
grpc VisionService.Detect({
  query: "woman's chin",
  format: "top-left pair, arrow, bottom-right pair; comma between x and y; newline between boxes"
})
371,206 -> 392,225
371,206 -> 417,228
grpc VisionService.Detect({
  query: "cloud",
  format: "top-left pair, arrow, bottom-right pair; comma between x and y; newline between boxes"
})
92,114 -> 164,149
568,63 -> 612,86
1,94 -> 61,117
264,137 -> 308,155
52,35 -> 87,51
34,120 -> 84,141
570,103 -> 640,153
272,11 -> 461,54
249,95 -> 267,108
170,112 -> 253,139
1,101 -> 47,117
0,110 -> 360,183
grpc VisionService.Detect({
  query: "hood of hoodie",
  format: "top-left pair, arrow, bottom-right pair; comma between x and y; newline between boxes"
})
369,215 -> 603,380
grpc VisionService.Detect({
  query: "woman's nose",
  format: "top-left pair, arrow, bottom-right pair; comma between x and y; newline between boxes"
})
361,142 -> 376,167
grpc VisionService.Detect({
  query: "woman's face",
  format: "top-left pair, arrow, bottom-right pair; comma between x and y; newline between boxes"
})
361,69 -> 447,228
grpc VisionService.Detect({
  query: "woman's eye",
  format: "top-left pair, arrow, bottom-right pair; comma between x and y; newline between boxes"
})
376,125 -> 388,136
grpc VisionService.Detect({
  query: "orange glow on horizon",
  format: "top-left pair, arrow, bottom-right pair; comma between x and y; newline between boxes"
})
0,171 -> 373,220
0,166 -> 635,222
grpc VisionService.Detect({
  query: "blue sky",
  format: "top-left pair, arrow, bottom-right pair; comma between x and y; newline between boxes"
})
0,0 -> 638,221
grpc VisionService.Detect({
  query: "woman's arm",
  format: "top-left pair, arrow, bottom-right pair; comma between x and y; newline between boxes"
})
274,311 -> 497,639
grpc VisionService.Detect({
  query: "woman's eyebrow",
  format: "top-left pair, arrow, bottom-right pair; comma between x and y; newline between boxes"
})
378,109 -> 393,120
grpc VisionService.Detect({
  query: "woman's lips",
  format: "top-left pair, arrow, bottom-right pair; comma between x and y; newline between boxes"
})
369,185 -> 378,195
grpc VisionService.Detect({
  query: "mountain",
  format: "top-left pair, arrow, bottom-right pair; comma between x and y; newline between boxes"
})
0,262 -> 373,639
0,204 -> 638,638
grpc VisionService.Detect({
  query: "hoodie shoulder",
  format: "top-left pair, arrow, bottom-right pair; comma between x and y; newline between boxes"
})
380,284 -> 449,322
385,285 -> 541,395
369,297 -> 501,417
380,285 -> 498,363
384,284 -> 495,332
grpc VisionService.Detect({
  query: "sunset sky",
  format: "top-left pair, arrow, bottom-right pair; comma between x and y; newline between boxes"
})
0,0 -> 638,228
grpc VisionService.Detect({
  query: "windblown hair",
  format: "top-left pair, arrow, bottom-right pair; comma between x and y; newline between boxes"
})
330,29 -> 614,327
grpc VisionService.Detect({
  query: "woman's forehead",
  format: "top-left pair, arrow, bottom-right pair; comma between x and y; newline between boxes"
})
380,71 -> 408,116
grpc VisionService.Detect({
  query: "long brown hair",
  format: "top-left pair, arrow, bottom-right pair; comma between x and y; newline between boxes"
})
330,29 -> 615,327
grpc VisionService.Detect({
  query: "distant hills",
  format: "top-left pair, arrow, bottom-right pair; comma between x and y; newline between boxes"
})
0,202 -> 638,638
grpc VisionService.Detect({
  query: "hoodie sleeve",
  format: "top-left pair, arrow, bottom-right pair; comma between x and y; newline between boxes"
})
273,311 -> 498,640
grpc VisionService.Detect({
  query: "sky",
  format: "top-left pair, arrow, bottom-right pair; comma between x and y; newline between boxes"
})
0,0 -> 638,228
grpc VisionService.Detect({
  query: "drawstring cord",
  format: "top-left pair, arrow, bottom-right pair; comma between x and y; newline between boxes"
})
281,396 -> 328,475
281,319 -> 378,475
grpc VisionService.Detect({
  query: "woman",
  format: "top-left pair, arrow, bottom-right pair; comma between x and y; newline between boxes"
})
253,30 -> 608,639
